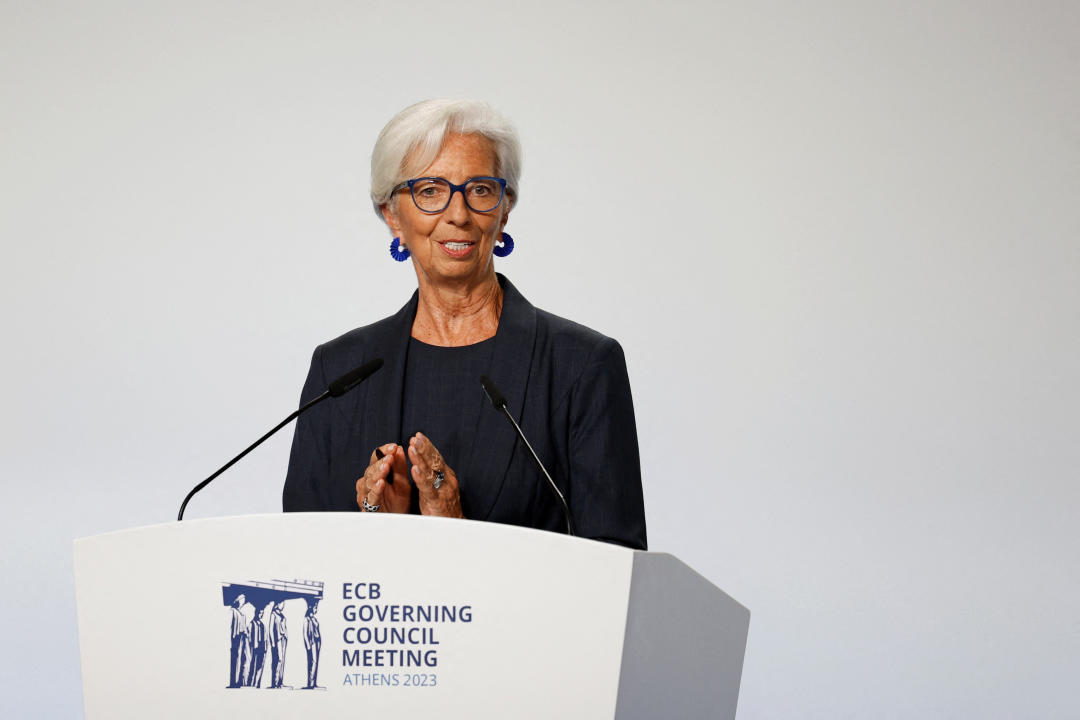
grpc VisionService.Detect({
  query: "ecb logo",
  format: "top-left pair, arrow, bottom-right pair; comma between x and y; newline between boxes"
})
221,579 -> 325,691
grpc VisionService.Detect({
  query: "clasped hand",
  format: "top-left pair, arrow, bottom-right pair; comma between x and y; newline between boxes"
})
355,432 -> 463,518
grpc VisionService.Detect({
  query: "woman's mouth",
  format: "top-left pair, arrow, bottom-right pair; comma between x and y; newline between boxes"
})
439,241 -> 475,257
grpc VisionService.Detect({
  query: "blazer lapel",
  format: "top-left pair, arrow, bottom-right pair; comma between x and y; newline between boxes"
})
334,291 -> 417,511
364,292 -> 418,451
466,275 -> 537,520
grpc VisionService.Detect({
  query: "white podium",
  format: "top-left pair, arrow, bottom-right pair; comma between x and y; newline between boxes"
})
74,514 -> 749,719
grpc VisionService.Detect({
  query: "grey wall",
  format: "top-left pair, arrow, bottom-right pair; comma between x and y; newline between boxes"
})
1,1 -> 1077,717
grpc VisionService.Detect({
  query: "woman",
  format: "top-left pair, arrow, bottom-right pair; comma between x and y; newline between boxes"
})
283,99 -> 646,549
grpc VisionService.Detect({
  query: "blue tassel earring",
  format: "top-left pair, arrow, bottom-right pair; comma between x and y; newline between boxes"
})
493,232 -> 514,258
390,237 -> 410,261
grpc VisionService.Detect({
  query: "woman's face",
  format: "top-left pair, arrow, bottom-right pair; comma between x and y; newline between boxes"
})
381,133 -> 510,289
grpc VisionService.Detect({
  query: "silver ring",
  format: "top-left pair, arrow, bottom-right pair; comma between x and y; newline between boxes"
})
362,498 -> 380,512
432,470 -> 444,490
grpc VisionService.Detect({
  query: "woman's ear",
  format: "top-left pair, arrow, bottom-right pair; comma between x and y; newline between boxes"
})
380,204 -> 400,235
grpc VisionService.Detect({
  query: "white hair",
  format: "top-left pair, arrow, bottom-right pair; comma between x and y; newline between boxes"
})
370,99 -> 522,220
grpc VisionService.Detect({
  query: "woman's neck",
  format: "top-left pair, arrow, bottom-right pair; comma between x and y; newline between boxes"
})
411,273 -> 503,346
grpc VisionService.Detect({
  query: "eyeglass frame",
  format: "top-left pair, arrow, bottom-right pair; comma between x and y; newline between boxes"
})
391,176 -> 509,214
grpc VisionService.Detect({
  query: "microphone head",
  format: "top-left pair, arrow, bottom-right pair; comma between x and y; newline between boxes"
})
480,375 -> 508,411
328,358 -> 383,397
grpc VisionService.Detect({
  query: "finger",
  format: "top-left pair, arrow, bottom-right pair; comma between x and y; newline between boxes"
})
368,477 -> 386,509
356,464 -> 378,506
373,445 -> 399,485
409,432 -> 426,461
372,443 -> 396,465
408,443 -> 439,493
410,436 -> 452,495
391,445 -> 409,481
408,441 -> 429,484
367,457 -> 391,490
384,443 -> 402,481
413,432 -> 445,470
410,461 -> 427,490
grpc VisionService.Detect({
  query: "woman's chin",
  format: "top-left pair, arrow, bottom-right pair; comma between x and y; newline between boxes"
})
418,256 -> 494,286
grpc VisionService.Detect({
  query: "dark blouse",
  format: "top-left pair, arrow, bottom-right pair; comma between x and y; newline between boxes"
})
399,336 -> 496,515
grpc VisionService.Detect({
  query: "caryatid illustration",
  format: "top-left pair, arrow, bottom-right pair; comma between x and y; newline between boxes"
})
304,599 -> 322,689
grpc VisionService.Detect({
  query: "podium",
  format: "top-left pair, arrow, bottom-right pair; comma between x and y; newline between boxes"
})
74,514 -> 749,719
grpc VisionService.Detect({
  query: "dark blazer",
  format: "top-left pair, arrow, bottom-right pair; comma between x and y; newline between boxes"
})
282,275 -> 646,549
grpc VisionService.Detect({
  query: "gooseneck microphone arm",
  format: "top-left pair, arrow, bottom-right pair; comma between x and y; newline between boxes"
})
480,375 -> 575,536
177,358 -> 384,521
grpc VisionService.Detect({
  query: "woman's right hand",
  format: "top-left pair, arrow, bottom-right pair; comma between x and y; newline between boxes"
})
356,443 -> 410,514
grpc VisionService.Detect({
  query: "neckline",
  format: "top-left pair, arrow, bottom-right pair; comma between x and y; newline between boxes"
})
408,335 -> 497,351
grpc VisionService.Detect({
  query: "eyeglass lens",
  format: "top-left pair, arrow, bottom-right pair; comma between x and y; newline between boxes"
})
411,178 -> 503,213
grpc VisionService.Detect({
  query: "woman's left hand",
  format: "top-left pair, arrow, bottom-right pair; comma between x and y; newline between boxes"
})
408,432 -> 464,518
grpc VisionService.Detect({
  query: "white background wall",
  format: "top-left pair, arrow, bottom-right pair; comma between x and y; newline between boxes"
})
2,1 -> 1077,717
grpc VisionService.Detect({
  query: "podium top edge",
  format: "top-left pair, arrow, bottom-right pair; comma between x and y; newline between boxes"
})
73,512 -> 643,554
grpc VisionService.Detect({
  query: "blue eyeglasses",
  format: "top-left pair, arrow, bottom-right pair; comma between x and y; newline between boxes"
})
392,176 -> 508,214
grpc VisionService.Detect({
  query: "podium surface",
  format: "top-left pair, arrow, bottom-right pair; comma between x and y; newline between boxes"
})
74,514 -> 748,719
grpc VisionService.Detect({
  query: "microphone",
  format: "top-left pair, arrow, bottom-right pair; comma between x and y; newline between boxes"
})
177,358 -> 384,521
328,359 -> 383,397
480,375 -> 574,536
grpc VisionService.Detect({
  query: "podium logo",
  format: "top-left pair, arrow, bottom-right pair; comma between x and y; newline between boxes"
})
222,579 -> 324,691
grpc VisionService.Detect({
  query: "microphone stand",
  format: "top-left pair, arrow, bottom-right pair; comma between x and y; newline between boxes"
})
177,358 -> 383,521
481,376 -> 574,536
177,391 -> 328,521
